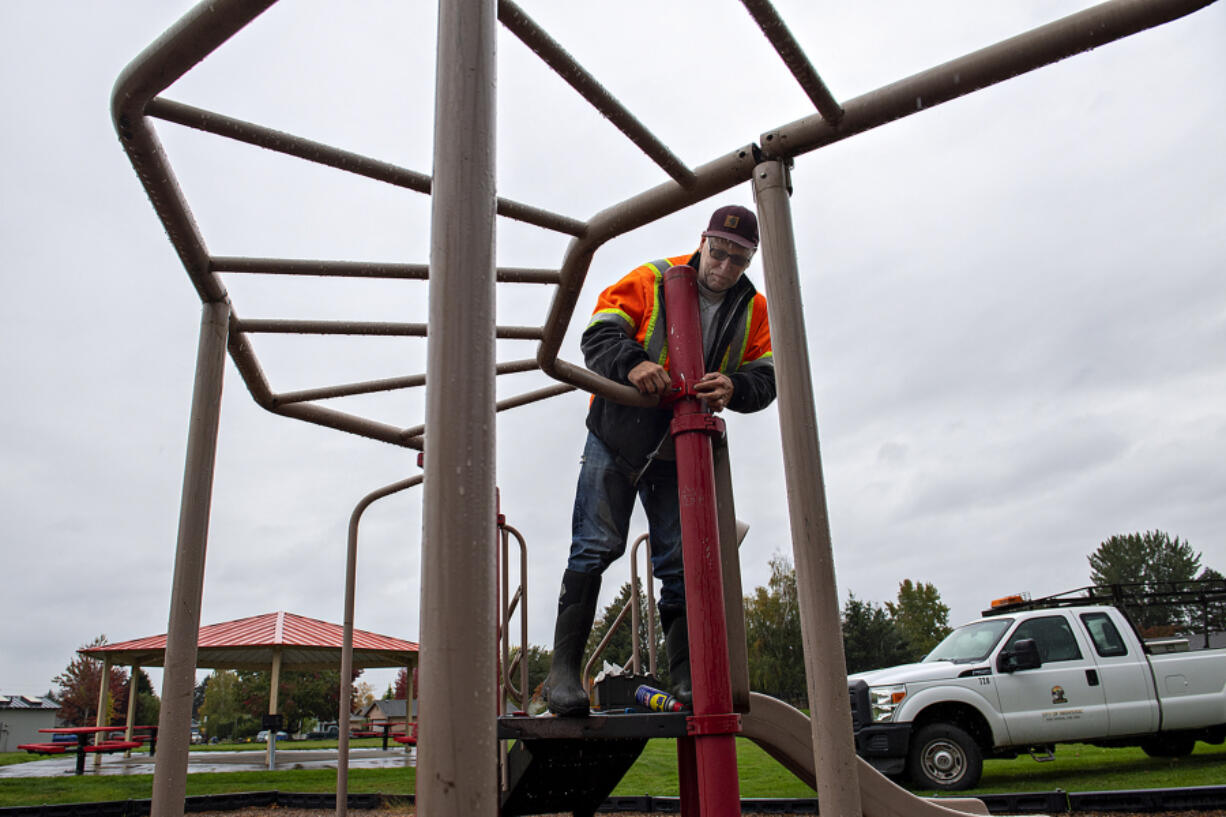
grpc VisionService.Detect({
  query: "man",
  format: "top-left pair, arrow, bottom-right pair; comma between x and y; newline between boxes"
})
544,204 -> 776,716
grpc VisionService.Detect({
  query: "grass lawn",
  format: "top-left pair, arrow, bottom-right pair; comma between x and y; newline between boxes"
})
1,738 -> 1223,807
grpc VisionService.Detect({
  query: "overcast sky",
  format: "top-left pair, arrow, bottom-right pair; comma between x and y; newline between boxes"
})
2,0 -> 1223,702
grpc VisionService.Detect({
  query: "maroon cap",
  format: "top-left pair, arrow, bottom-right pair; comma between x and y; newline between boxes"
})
703,205 -> 758,249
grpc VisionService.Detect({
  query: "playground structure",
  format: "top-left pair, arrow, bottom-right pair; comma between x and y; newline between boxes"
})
110,1 -> 1220,816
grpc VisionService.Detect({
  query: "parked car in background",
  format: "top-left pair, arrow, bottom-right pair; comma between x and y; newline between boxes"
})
255,730 -> 290,743
306,723 -> 340,740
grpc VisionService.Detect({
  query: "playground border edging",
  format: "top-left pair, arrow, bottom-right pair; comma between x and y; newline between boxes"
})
1,786 -> 1225,815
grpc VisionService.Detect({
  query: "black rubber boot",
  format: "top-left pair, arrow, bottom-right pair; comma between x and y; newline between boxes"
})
661,607 -> 692,707
544,569 -> 601,716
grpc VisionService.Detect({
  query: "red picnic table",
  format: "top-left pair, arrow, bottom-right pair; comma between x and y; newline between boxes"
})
365,720 -> 416,751
18,726 -> 155,775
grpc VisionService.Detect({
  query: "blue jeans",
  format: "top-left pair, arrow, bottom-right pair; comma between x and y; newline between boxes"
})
567,432 -> 685,614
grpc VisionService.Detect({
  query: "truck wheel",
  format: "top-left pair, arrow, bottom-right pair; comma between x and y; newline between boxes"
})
1141,734 -> 1195,758
907,723 -> 983,791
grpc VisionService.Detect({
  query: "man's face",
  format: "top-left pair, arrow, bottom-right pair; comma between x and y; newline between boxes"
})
698,235 -> 755,292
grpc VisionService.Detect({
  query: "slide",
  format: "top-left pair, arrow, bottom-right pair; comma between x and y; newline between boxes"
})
741,693 -> 991,817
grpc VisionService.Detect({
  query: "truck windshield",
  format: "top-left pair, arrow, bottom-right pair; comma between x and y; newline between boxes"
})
924,619 -> 1013,664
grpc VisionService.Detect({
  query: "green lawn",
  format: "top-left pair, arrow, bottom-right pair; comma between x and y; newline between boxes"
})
1,739 -> 1223,808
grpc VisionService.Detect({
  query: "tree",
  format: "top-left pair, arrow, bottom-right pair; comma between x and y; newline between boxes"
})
129,668 -> 160,726
232,669 -> 350,734
1088,530 -> 1203,629
352,681 -> 376,713
1192,567 -> 1226,644
198,670 -> 252,741
584,580 -> 664,681
744,554 -> 806,706
842,593 -> 911,674
506,645 -> 552,709
886,580 -> 953,662
52,636 -> 128,726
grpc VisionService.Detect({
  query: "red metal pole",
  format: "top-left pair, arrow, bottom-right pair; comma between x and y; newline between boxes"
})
663,264 -> 741,817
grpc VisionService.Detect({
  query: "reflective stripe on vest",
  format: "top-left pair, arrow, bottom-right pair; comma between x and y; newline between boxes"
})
641,259 -> 672,365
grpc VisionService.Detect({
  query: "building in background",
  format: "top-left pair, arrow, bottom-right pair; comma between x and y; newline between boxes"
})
0,694 -> 60,752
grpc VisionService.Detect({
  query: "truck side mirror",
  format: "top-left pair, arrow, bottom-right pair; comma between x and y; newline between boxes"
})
997,637 -> 1042,673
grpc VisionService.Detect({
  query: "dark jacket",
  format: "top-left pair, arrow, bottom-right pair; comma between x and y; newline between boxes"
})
581,251 -> 776,472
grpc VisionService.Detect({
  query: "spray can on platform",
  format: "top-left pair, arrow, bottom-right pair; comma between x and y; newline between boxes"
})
635,684 -> 684,713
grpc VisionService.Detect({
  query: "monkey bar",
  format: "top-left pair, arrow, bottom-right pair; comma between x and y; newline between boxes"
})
110,1 -> 1219,815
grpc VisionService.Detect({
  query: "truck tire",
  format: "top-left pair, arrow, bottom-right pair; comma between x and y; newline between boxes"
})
1141,734 -> 1195,758
907,723 -> 983,791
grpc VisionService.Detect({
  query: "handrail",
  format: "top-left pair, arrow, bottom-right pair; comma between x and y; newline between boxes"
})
499,524 -> 530,711
582,533 -> 658,691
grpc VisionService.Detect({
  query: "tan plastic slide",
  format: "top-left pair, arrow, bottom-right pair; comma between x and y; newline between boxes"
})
740,692 -> 993,817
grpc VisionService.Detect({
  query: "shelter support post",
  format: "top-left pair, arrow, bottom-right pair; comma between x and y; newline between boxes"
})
93,654 -> 112,768
152,300 -> 229,817
267,647 -> 282,770
752,161 -> 863,816
416,0 -> 498,814
125,664 -> 140,757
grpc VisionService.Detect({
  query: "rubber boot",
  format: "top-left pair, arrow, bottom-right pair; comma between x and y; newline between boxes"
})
661,608 -> 693,707
544,569 -> 601,716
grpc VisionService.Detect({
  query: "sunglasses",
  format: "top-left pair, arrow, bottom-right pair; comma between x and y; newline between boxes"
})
706,242 -> 753,268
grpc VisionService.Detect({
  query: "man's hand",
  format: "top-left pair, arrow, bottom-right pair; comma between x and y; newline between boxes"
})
628,360 -> 672,395
693,372 -> 734,412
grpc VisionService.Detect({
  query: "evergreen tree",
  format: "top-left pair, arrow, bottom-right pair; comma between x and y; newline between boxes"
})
584,580 -> 664,680
886,579 -> 953,662
1088,530 -> 1202,628
841,593 -> 911,674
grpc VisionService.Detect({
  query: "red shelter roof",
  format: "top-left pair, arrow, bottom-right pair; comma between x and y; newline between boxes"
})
80,612 -> 418,671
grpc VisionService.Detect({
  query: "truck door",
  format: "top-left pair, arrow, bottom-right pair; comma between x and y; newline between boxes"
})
1078,611 -> 1159,736
994,614 -> 1109,745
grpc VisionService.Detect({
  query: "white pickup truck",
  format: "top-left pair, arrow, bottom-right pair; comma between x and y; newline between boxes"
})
847,593 -> 1226,790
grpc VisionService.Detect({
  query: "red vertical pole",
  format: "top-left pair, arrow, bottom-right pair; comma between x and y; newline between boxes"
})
663,264 -> 741,817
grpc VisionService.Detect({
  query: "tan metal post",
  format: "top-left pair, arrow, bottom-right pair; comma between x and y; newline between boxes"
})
93,654 -> 112,768
152,300 -> 229,817
267,647 -> 282,770
752,161 -> 863,816
417,0 -> 498,813
125,664 -> 139,757
713,443 -> 750,713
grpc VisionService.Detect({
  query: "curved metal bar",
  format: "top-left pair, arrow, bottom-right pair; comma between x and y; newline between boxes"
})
759,0 -> 1218,160
337,473 -> 423,817
233,318 -> 544,340
739,0 -> 843,124
273,359 -> 540,406
504,524 -> 531,712
628,533 -> 652,675
583,597 -> 634,693
398,383 -> 575,444
147,97 -> 588,238
537,146 -> 761,406
497,0 -> 696,188
212,257 -> 560,285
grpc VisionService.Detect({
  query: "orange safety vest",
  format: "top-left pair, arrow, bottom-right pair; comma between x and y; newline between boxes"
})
587,253 -> 772,376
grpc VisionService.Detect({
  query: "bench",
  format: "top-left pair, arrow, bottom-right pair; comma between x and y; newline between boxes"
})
17,743 -> 70,755
83,740 -> 143,753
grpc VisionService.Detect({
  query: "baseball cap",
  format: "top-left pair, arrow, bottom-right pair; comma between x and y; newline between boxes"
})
703,205 -> 759,249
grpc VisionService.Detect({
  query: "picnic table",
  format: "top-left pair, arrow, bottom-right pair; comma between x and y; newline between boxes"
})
18,726 -> 156,775
365,720 -> 415,751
